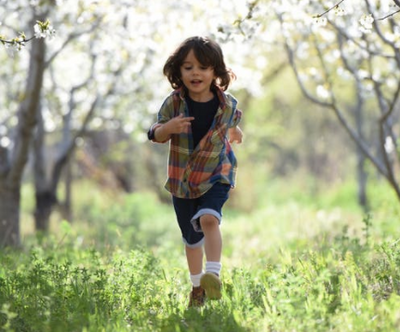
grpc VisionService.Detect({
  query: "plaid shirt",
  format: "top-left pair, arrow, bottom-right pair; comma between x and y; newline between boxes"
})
149,86 -> 242,198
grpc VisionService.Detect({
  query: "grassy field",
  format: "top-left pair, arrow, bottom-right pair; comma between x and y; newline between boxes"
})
1,179 -> 400,331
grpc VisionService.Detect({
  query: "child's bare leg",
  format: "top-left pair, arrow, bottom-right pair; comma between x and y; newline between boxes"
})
185,245 -> 205,307
200,214 -> 222,262
199,214 -> 222,300
185,245 -> 203,275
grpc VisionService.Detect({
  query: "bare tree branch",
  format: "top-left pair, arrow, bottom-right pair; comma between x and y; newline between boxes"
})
378,117 -> 400,199
51,94 -> 100,193
314,0 -> 400,21
232,0 -> 260,35
365,0 -> 400,66
313,33 -> 390,177
282,38 -> 332,107
330,19 -> 395,60
361,18 -> 399,149
50,51 -> 125,194
378,9 -> 400,20
277,11 -> 390,178
377,0 -> 400,20
44,19 -> 103,68
261,61 -> 287,85
63,52 -> 97,138
315,0 -> 346,18
379,81 -> 400,181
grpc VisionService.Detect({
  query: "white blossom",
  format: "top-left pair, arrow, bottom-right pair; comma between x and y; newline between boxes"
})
359,14 -> 374,33
0,136 -> 11,148
313,16 -> 327,27
34,21 -> 56,40
335,6 -> 346,16
357,69 -> 369,79
384,137 -> 395,154
316,85 -> 331,99
4,39 -> 25,57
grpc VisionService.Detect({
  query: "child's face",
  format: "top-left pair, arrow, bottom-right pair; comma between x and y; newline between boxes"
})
180,49 -> 215,101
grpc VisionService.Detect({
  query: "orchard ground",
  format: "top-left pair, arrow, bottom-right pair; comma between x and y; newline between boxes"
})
1,178 -> 400,332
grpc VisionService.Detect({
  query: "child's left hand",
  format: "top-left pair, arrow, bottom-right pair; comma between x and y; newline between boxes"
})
228,126 -> 243,144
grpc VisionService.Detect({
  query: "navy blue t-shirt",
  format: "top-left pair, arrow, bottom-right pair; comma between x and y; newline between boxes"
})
186,93 -> 219,148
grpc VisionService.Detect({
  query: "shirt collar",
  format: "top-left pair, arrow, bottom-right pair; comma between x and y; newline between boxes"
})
173,86 -> 227,110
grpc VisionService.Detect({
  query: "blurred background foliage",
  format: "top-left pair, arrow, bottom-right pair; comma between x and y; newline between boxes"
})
0,0 -> 399,245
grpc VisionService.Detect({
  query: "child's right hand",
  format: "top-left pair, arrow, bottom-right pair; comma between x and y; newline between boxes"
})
164,114 -> 194,135
154,114 -> 194,142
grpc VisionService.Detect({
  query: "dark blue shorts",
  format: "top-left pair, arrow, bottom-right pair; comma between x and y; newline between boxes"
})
172,182 -> 230,248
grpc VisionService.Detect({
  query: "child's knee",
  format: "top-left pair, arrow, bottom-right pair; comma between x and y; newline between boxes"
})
199,214 -> 219,228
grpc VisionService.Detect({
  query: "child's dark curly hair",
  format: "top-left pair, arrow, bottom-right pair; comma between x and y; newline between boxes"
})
163,36 -> 236,91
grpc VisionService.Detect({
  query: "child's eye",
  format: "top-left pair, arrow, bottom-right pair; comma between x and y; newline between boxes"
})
200,66 -> 208,70
183,67 -> 192,70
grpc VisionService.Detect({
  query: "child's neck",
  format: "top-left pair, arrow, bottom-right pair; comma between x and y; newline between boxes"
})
188,90 -> 214,103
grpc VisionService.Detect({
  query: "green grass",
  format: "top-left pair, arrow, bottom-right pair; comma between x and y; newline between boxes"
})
1,179 -> 400,331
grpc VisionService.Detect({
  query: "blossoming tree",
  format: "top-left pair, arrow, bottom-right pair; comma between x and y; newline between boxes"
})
0,4 -> 55,246
0,0 -> 264,246
230,0 -> 400,207
277,0 -> 400,206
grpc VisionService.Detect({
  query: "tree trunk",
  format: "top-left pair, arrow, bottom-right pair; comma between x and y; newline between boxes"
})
62,154 -> 73,222
0,14 -> 47,247
356,150 -> 368,210
354,91 -> 368,211
33,103 -> 55,231
34,190 -> 57,231
0,183 -> 21,247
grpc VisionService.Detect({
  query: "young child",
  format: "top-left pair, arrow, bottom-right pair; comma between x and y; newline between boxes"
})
147,36 -> 243,307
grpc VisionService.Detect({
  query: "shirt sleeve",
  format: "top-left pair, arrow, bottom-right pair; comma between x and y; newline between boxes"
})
148,95 -> 175,143
229,108 -> 242,128
227,94 -> 242,128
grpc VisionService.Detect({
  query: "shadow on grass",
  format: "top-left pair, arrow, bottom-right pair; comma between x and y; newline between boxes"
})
161,303 -> 249,332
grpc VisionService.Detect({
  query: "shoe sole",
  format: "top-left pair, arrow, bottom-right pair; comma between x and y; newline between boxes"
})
200,273 -> 222,300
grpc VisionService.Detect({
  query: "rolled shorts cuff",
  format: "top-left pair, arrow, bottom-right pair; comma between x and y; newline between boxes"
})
183,236 -> 205,248
190,208 -> 222,232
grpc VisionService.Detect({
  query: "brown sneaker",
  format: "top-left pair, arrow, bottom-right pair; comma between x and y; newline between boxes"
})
188,286 -> 205,307
200,273 -> 222,300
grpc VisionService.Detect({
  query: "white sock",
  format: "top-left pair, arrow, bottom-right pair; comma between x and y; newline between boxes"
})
205,261 -> 222,276
190,272 -> 204,287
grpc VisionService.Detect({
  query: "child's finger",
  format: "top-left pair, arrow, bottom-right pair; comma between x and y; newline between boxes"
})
181,117 -> 195,124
